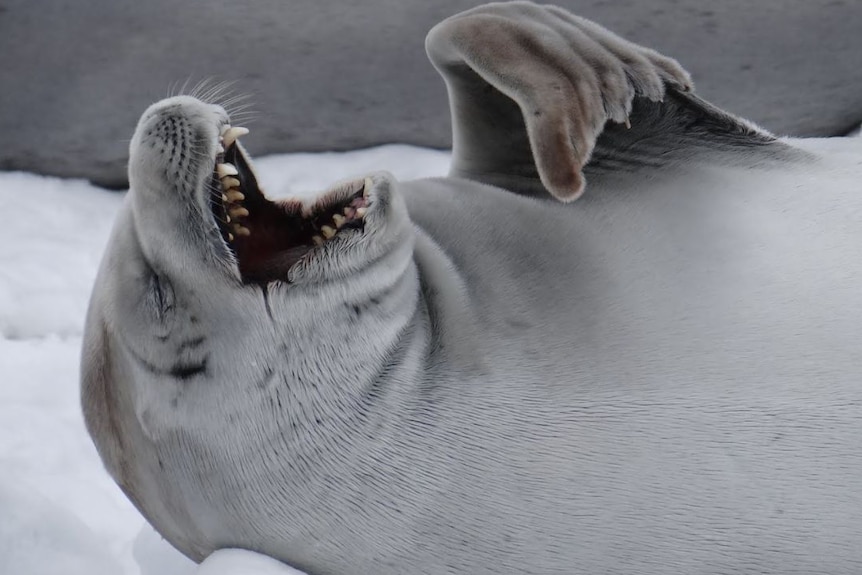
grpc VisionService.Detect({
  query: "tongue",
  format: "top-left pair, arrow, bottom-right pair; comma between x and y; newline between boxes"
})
229,198 -> 318,283
238,245 -> 314,283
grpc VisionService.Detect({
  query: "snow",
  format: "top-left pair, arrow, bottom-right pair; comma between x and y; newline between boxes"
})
0,144 -> 448,575
1,134 -> 860,574
196,550 -> 308,575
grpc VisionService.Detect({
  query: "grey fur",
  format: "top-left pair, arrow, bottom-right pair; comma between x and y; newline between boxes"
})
82,3 -> 862,574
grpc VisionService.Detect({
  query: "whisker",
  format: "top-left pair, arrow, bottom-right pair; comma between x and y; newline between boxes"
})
220,93 -> 253,108
179,77 -> 193,98
215,81 -> 243,103
225,104 -> 258,118
194,78 -> 217,100
188,78 -> 205,99
193,78 -> 218,101
200,80 -> 240,104
225,101 -> 256,113
226,115 -> 260,128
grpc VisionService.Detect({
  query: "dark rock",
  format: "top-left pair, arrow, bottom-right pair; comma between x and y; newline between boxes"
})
2,0 -> 860,187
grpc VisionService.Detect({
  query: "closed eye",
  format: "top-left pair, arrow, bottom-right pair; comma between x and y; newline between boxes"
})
148,273 -> 175,324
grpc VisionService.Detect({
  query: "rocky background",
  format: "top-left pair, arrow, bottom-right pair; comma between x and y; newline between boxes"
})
1,0 -> 861,188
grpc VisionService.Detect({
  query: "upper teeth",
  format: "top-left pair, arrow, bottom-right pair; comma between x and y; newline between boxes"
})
220,125 -> 250,149
226,190 -> 245,202
216,148 -> 251,241
217,163 -> 238,178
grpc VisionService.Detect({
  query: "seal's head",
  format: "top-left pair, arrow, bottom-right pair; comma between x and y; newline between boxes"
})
127,95 -> 411,287
81,98 -> 422,552
107,96 -> 417,397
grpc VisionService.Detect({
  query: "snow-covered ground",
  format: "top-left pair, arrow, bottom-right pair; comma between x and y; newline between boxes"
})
0,145 -> 449,575
2,133 -> 861,574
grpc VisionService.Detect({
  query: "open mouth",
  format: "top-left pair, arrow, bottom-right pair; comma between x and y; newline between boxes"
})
208,125 -> 370,283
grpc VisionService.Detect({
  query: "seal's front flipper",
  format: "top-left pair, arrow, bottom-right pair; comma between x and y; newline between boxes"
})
426,2 -> 781,201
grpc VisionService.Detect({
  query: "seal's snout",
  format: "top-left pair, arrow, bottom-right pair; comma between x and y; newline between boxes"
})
129,96 -> 227,193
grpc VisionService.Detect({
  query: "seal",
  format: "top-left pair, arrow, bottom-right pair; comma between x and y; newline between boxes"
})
82,2 -> 862,573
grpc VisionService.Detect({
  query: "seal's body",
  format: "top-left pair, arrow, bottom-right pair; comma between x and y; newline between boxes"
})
82,3 -> 862,573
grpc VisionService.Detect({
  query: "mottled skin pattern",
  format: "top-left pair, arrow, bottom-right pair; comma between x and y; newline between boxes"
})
82,3 -> 862,574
